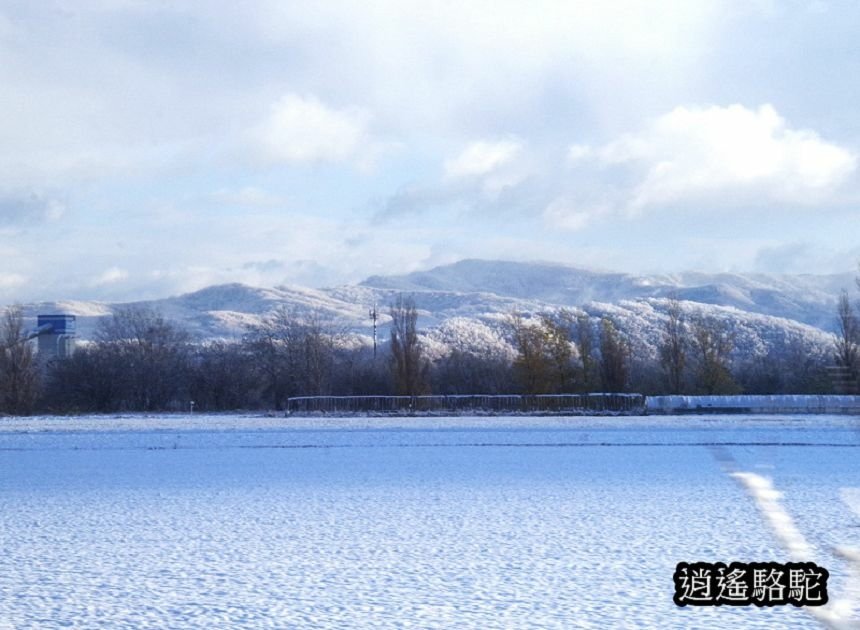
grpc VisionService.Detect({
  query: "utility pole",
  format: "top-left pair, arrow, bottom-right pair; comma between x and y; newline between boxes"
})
369,303 -> 378,359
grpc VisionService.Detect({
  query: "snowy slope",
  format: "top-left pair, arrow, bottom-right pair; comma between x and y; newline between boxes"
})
2,415 -> 858,628
361,259 -> 853,330
14,259 -> 846,367
22,283 -> 369,341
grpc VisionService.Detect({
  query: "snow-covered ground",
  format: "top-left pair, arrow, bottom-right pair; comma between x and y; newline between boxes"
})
2,414 -> 860,628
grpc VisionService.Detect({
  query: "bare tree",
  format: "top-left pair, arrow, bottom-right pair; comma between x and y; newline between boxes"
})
188,341 -> 258,411
433,348 -> 514,395
335,344 -> 393,395
598,317 -> 629,392
509,312 -> 547,394
574,314 -> 598,392
508,312 -> 573,394
300,310 -> 340,396
0,305 -> 40,414
735,331 -> 831,395
389,295 -> 429,395
96,305 -> 191,410
43,344 -> 123,412
545,310 -> 577,392
835,289 -> 859,382
509,318 -> 536,392
658,296 -> 687,394
244,306 -> 317,408
432,318 -> 514,395
690,315 -> 739,395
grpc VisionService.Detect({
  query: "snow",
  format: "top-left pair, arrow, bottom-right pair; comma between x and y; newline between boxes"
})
360,259 -> 849,329
2,414 -> 860,628
15,261 -> 844,360
648,395 -> 860,414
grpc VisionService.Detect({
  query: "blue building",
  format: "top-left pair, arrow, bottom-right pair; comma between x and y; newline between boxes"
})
35,314 -> 76,360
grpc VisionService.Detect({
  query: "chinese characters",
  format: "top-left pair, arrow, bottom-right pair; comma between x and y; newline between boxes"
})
673,561 -> 828,607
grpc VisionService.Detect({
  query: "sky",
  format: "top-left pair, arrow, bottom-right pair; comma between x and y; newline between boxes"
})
1,0 -> 859,302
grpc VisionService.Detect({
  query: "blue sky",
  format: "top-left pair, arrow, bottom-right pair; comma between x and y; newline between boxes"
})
1,0 -> 859,301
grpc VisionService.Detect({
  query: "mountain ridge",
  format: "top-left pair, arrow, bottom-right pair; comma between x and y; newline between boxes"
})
360,259 -> 852,330
13,259 -> 852,366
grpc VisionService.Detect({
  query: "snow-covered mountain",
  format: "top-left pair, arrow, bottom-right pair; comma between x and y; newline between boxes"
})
17,259 -> 852,364
361,259 -> 852,331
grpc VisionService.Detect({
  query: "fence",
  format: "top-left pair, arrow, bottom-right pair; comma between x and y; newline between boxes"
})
646,394 -> 860,415
286,393 -> 860,416
286,393 -> 646,416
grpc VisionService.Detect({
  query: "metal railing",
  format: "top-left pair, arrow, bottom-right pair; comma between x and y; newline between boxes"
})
286,393 -> 646,415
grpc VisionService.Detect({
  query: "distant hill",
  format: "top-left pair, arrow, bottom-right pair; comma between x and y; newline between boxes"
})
361,259 -> 852,330
17,259 -> 851,366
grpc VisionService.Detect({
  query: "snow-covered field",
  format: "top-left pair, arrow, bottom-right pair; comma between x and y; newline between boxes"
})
2,414 -> 860,628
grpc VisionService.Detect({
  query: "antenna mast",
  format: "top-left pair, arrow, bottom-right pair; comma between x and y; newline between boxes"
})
369,303 -> 378,359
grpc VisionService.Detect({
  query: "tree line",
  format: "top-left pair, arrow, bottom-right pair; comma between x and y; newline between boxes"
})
0,281 -> 856,415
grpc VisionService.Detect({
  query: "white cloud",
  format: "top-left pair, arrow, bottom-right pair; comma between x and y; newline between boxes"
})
246,1 -> 720,135
599,104 -> 857,209
211,186 -> 286,208
441,138 -> 529,198
542,199 -> 592,231
0,272 -> 26,289
567,144 -> 593,162
255,94 -> 370,165
546,103 -> 859,233
2,3 -> 860,297
444,139 -> 522,178
91,267 -> 129,287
